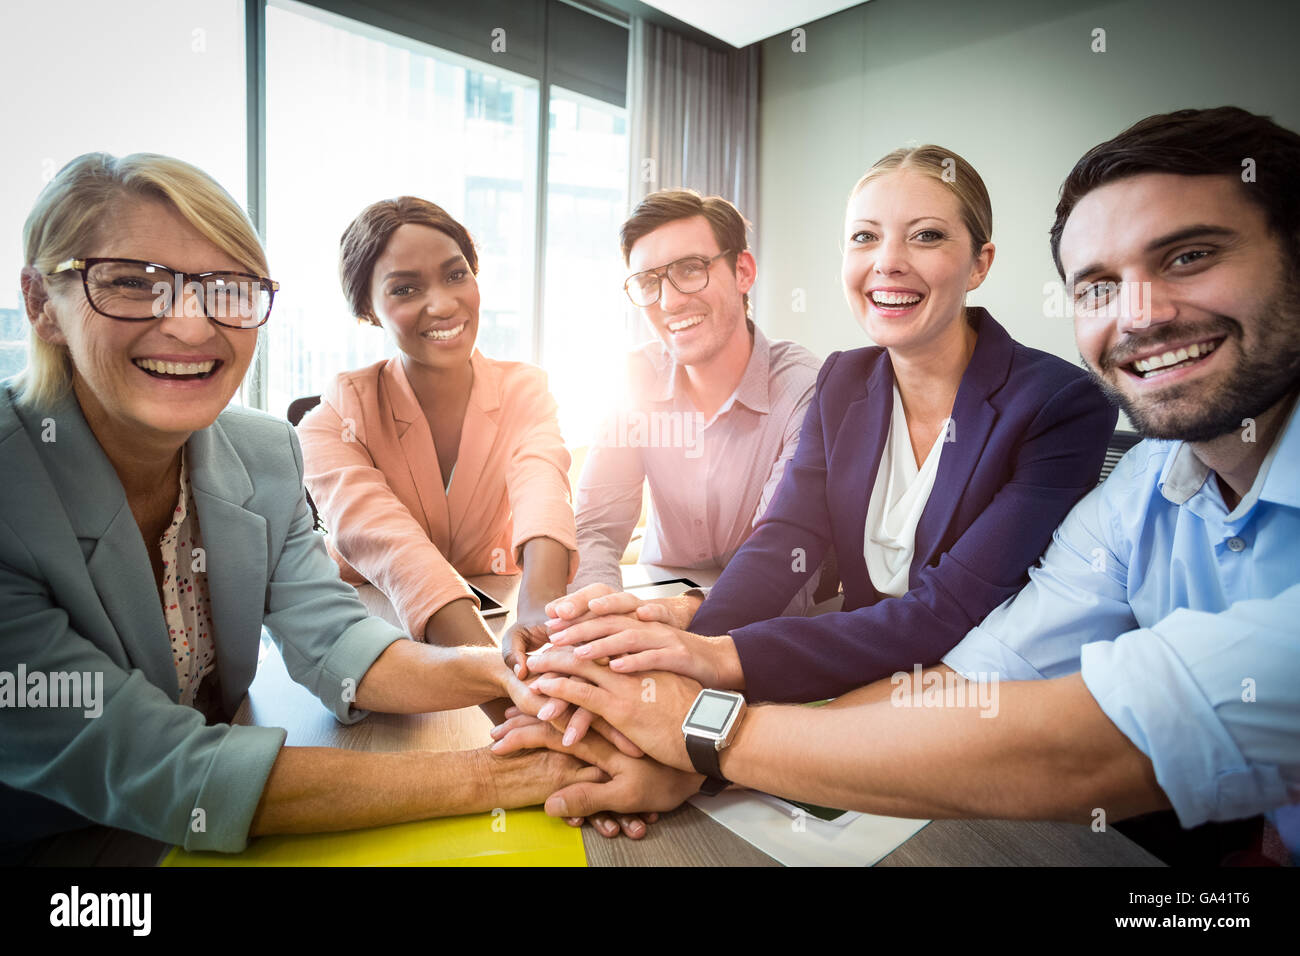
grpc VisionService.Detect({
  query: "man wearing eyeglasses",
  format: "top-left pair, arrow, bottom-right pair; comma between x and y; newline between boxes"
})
568,189 -> 823,611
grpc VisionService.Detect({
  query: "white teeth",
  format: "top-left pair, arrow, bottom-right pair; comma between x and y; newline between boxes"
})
870,291 -> 923,306
423,322 -> 466,341
1131,339 -> 1219,375
668,316 -> 704,332
134,358 -> 217,376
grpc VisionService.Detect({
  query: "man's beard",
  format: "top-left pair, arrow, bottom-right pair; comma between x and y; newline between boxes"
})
1082,271 -> 1300,442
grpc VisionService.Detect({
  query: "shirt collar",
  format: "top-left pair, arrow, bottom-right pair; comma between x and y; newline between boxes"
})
1158,390 -> 1300,508
386,348 -> 500,422
651,320 -> 770,414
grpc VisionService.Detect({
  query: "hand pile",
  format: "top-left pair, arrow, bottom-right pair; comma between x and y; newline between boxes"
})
493,584 -> 723,839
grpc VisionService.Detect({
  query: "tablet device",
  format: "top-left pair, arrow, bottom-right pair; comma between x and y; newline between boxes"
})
623,577 -> 701,600
468,582 -> 509,618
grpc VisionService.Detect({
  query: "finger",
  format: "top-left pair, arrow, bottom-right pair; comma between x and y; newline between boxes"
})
562,706 -> 595,747
635,603 -> 674,625
643,812 -> 660,824
505,632 -> 528,677
489,713 -> 546,741
591,717 -> 644,758
572,628 -> 665,661
489,721 -> 556,756
607,649 -> 675,675
565,817 -> 584,828
588,812 -> 621,838
527,649 -> 622,685
545,583 -> 615,621
615,814 -> 647,839
530,675 -> 613,718
535,695 -> 568,722
547,614 -> 642,647
585,592 -> 646,618
504,706 -> 521,719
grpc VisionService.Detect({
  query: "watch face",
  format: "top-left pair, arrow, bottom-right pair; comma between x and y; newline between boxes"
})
685,691 -> 738,735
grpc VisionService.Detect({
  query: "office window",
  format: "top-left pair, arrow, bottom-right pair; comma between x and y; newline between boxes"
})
264,0 -> 539,418
542,85 -> 630,444
0,0 -> 246,383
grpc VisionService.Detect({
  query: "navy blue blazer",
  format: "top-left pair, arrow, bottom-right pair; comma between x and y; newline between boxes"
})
689,308 -> 1117,702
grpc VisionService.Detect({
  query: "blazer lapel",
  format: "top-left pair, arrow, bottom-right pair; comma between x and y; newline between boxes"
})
35,393 -> 177,696
912,309 -> 1011,579
385,358 -> 452,552
446,350 -> 499,545
830,352 -> 894,605
188,419 -> 268,716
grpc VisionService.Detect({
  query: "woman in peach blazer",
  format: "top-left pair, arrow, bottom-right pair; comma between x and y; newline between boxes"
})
299,197 -> 578,662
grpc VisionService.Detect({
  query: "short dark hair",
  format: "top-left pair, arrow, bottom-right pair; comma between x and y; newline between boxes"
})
1049,106 -> 1300,279
620,189 -> 752,317
340,196 -> 478,323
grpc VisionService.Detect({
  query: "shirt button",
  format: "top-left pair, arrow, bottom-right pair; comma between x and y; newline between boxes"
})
694,519 -> 704,527
1226,536 -> 1246,552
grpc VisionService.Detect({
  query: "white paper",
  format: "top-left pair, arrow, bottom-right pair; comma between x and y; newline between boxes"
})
689,790 -> 929,866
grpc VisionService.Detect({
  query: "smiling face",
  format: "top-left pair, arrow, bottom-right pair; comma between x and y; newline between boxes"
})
368,223 -> 479,372
625,215 -> 754,367
30,197 -> 258,445
842,169 -> 993,353
1063,172 -> 1300,442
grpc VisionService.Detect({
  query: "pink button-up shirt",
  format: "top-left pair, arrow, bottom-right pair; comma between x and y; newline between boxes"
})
572,323 -> 820,597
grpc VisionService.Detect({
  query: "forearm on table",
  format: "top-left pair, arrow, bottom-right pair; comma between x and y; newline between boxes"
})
719,672 -> 1168,822
249,745 -> 558,836
821,668 -> 926,708
424,597 -> 495,647
355,638 -> 504,712
516,536 -> 572,622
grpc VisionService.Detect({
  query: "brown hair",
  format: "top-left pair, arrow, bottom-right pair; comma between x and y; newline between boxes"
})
339,196 -> 478,324
849,145 -> 993,260
620,189 -> 752,317
1049,106 -> 1300,279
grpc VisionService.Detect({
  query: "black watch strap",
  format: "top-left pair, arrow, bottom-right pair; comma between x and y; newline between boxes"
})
686,733 -> 728,794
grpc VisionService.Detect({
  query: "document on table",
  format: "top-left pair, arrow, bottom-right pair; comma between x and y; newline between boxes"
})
689,790 -> 928,866
161,807 -> 586,867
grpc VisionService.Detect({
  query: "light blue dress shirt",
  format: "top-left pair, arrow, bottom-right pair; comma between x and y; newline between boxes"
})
944,393 -> 1300,857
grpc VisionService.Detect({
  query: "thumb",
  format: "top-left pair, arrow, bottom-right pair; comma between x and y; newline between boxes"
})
546,780 -> 623,819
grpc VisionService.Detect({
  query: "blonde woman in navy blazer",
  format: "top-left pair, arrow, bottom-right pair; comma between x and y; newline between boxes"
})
539,146 -> 1117,709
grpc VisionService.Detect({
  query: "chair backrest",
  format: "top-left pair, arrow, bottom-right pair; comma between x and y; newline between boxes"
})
286,395 -> 325,532
1098,429 -> 1143,485
287,394 -> 322,427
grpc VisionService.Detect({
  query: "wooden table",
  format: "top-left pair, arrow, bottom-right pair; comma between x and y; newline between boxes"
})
26,565 -> 1161,866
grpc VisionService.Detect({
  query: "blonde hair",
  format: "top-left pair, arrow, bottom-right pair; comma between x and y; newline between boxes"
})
849,145 -> 993,258
17,152 -> 269,408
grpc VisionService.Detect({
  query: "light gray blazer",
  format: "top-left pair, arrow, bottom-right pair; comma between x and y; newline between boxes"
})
0,383 -> 406,852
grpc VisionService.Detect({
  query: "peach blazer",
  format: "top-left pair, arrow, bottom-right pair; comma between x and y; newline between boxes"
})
298,350 -> 578,639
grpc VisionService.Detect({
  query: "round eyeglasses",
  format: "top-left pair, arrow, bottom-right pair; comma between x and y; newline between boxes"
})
46,258 -> 279,329
623,250 -> 733,307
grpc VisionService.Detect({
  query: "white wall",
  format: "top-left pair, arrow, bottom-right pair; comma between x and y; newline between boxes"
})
754,0 -> 1300,365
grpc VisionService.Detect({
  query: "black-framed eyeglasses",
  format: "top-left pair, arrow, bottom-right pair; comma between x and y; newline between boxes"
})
623,250 -> 733,307
46,257 -> 279,329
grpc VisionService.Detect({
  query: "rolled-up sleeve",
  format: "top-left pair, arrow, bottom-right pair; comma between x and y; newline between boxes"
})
1080,584 -> 1300,828
299,380 -> 475,638
505,369 -> 578,579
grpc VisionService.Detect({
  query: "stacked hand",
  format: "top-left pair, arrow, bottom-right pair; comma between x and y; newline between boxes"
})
493,584 -> 742,834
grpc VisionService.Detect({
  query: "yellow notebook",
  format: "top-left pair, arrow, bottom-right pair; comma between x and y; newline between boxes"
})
162,807 -> 586,867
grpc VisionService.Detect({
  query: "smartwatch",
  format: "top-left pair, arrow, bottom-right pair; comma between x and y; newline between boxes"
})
681,689 -> 747,795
